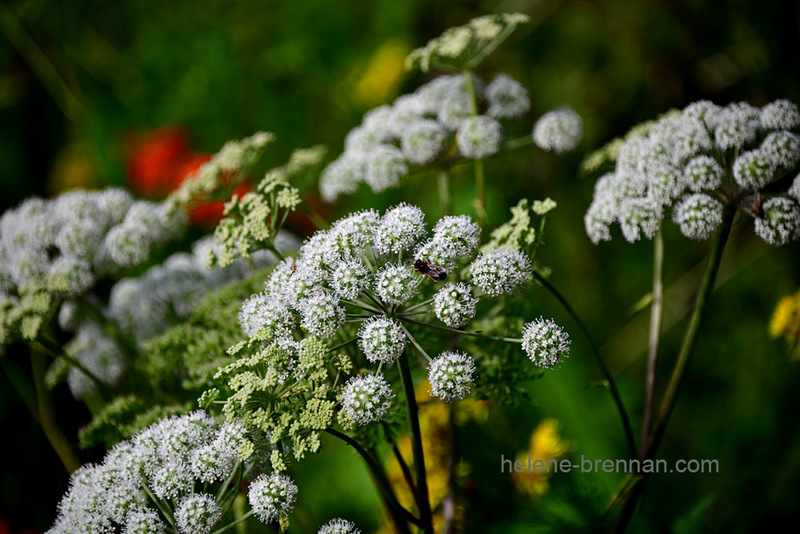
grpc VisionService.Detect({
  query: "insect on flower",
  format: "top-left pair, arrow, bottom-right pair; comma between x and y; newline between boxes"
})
414,259 -> 448,281
741,192 -> 764,218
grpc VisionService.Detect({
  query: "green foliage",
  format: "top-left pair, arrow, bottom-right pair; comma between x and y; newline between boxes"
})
213,336 -> 347,470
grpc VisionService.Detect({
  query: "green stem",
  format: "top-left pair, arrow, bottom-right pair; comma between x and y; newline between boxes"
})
299,202 -> 330,231
463,70 -> 487,226
324,428 -> 420,528
641,229 -> 664,456
36,336 -> 110,396
397,352 -> 433,533
438,168 -> 453,215
399,316 -> 521,344
30,351 -> 80,473
398,322 -> 434,363
612,206 -> 735,532
382,421 -> 419,507
210,510 -> 254,534
268,244 -> 286,263
531,269 -> 638,459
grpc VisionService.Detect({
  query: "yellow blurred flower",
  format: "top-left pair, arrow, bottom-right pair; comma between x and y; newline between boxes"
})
47,143 -> 99,194
512,418 -> 568,499
354,40 -> 408,106
770,289 -> 800,358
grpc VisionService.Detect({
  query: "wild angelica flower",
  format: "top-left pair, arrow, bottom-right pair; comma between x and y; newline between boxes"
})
683,155 -> 724,192
428,351 -> 476,401
175,494 -> 221,534
456,115 -> 503,158
754,197 -> 800,245
248,473 -> 298,524
486,74 -> 530,119
434,282 -> 478,328
365,145 -> 408,193
470,248 -> 532,297
733,150 -> 776,190
330,260 -> 371,300
760,99 -> 800,130
522,318 -> 571,369
124,509 -> 167,534
299,290 -> 346,338
358,316 -> 406,364
789,174 -> 800,201
373,203 -> 426,255
319,518 -> 361,534
239,292 -> 294,341
341,373 -> 394,425
432,215 -> 481,258
533,108 -> 583,154
760,130 -> 800,168
375,263 -> 420,305
584,99 -> 800,245
673,194 -> 725,240
319,155 -> 365,202
401,119 -> 448,164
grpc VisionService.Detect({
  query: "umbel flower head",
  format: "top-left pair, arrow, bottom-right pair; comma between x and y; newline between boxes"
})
248,472 -> 299,524
584,99 -> 800,245
428,351 -> 477,401
46,411 -> 251,534
340,374 -> 394,426
319,518 -> 361,534
522,318 -> 571,369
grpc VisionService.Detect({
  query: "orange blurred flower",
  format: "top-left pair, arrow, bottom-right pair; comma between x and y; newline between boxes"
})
126,127 -> 249,227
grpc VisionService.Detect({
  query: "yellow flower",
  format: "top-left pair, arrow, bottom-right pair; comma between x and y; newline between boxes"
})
512,418 -> 568,499
770,289 -> 800,358
354,40 -> 408,106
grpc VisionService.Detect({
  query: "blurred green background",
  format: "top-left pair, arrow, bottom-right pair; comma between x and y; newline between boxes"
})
1,0 -> 799,532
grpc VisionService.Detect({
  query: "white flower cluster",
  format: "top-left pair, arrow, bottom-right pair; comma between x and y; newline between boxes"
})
103,233 -> 295,342
0,189 -> 185,298
533,108 -> 583,154
319,518 -> 361,534
319,72 -> 532,201
521,317 -> 571,369
235,203 -> 549,422
64,323 -> 126,400
585,100 -> 800,245
248,472 -> 299,524
428,351 -> 477,401
47,412 -> 249,534
340,373 -> 394,425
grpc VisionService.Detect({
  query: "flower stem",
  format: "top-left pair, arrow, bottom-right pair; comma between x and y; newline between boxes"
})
641,228 -> 664,456
531,269 -> 638,459
36,335 -> 110,397
30,351 -> 80,473
382,421 -> 419,506
399,316 -> 521,344
611,206 -> 735,532
324,427 -> 419,529
438,168 -> 453,215
397,352 -> 433,533
210,510 -> 254,534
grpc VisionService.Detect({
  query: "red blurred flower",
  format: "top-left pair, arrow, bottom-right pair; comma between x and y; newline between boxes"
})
126,127 -> 189,197
126,126 -> 250,227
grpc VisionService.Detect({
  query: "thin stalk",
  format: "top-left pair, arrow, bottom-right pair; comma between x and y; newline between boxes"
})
324,428 -> 420,528
443,403 -> 457,534
399,316 -> 521,344
210,510 -> 253,534
36,336 -> 109,396
463,70 -> 487,225
531,269 -> 637,459
403,298 -> 435,313
329,337 -> 358,352
382,421 -> 419,507
612,206 -> 735,532
438,169 -> 453,215
641,229 -> 664,456
299,202 -> 329,230
399,322 -> 434,363
398,352 -> 433,533
31,351 -> 80,473
267,244 -> 286,263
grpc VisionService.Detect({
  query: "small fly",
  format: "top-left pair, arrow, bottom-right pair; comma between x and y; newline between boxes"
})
414,259 -> 447,282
